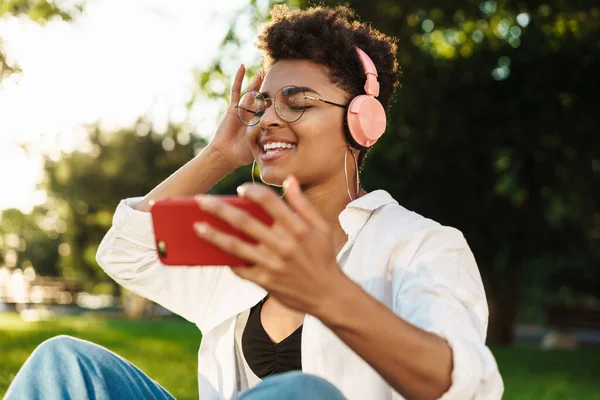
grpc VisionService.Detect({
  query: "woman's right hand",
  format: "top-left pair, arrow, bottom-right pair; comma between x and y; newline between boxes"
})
208,64 -> 264,169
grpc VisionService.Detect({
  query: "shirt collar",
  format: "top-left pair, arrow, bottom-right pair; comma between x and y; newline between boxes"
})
337,189 -> 398,238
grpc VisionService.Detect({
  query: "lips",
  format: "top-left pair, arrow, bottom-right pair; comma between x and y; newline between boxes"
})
260,146 -> 296,162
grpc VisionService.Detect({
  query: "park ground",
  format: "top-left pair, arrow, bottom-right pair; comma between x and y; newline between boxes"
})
1,314 -> 599,400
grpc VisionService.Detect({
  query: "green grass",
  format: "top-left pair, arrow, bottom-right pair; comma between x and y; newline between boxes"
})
0,313 -> 202,400
1,313 -> 599,400
493,347 -> 600,400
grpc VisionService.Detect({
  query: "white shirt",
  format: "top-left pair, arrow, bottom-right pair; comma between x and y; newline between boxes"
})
96,189 -> 504,400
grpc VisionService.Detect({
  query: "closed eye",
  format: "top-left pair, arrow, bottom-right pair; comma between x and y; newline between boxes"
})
236,106 -> 257,115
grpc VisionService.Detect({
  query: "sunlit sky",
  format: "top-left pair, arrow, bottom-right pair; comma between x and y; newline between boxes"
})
0,0 -> 261,213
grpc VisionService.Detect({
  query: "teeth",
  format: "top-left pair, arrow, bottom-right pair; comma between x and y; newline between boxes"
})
263,142 -> 297,152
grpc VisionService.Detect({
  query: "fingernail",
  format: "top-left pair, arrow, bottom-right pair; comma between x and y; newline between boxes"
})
194,222 -> 208,234
283,175 -> 296,190
237,185 -> 247,197
196,195 -> 216,209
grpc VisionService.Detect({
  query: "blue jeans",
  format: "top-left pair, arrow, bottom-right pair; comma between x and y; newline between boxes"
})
4,335 -> 345,400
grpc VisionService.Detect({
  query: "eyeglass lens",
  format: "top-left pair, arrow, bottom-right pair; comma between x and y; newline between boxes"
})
237,86 -> 306,126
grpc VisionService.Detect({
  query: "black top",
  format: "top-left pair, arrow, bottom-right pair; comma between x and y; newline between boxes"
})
241,297 -> 303,378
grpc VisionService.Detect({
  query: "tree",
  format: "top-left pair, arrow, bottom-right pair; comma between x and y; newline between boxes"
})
0,0 -> 84,81
41,120 -> 207,296
0,206 -> 61,277
0,0 -> 85,277
193,0 -> 600,344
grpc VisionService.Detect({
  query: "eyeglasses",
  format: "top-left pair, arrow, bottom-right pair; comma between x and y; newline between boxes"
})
234,85 -> 347,126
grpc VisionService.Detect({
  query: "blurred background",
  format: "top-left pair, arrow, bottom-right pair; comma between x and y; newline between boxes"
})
0,0 -> 598,399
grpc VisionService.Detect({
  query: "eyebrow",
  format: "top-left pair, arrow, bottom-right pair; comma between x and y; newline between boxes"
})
260,86 -> 321,98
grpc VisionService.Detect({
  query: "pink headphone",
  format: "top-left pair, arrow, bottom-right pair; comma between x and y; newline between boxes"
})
345,47 -> 387,150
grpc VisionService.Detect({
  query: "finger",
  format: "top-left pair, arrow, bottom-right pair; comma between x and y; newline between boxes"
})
194,222 -> 267,267
246,67 -> 264,92
229,265 -> 270,288
230,63 -> 246,105
195,195 -> 296,256
283,175 -> 330,232
237,183 -> 312,240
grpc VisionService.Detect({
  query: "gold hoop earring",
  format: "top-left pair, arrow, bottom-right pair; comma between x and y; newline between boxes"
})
251,160 -> 286,198
344,146 -> 360,201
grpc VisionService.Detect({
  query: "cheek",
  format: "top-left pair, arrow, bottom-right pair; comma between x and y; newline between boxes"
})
293,117 -> 347,165
246,126 -> 261,148
295,112 -> 346,147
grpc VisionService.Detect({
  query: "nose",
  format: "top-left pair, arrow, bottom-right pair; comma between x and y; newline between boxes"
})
259,99 -> 284,129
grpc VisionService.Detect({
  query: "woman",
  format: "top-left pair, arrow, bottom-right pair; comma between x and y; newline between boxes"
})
6,5 -> 503,400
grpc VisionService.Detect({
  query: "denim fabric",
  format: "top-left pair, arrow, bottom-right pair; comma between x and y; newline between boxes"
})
5,335 -> 345,400
239,371 -> 345,400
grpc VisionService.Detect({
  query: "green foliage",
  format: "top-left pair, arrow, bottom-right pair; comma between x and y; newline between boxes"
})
41,120 -> 207,290
1,0 -> 596,347
0,0 -> 81,22
194,0 -> 600,343
0,206 -> 61,276
0,0 -> 84,80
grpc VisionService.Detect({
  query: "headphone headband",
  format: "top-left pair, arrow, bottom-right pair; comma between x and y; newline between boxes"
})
354,46 -> 380,97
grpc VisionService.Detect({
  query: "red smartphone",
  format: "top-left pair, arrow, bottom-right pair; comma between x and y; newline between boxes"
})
149,196 -> 274,267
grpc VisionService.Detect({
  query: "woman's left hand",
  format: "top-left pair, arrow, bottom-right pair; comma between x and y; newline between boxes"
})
193,175 -> 347,314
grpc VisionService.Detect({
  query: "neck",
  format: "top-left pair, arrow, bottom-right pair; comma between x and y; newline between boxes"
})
296,174 -> 367,252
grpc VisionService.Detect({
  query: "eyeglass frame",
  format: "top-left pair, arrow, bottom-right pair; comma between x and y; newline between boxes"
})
234,85 -> 347,126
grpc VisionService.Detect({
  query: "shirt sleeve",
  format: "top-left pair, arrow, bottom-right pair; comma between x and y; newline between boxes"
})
96,197 -> 226,332
392,226 -> 504,400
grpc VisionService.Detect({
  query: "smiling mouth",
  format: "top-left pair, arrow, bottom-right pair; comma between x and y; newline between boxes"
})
260,145 -> 297,162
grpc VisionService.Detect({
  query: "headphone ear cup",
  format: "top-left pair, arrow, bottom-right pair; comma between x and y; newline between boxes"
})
343,115 -> 366,151
346,95 -> 387,148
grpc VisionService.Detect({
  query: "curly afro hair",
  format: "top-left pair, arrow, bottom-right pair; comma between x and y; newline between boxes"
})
256,4 -> 401,173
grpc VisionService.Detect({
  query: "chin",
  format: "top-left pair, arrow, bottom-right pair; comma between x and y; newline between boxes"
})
258,172 -> 286,187
259,163 -> 297,186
